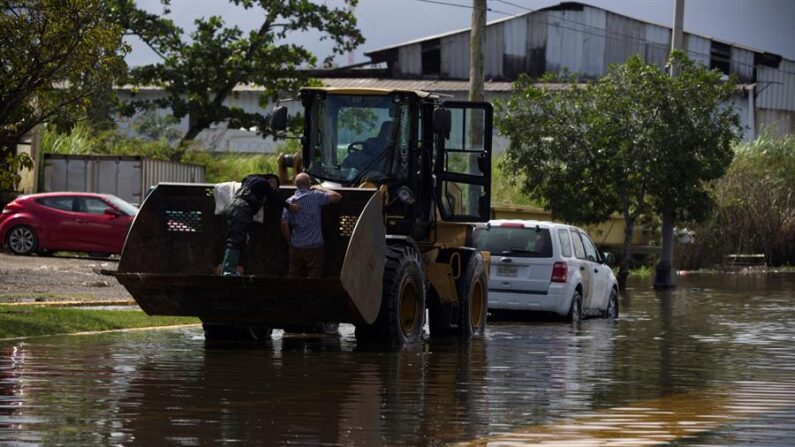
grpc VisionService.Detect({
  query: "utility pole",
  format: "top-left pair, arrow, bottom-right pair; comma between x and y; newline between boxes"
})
469,0 -> 485,102
464,0 -> 487,213
654,0 -> 684,290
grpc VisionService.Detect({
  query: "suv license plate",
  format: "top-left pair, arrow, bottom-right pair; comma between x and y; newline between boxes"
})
498,265 -> 517,277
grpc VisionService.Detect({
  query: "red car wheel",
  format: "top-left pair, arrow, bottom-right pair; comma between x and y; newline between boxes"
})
6,225 -> 38,255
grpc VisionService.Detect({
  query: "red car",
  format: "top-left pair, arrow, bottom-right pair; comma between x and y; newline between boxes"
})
0,192 -> 137,257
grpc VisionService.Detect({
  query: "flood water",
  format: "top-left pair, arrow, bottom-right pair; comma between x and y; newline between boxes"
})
2,273 -> 795,446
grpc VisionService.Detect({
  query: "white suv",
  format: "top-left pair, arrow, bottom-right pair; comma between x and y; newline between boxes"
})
473,220 -> 619,322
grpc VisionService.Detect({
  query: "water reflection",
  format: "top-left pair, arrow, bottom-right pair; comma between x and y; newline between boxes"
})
0,273 -> 794,445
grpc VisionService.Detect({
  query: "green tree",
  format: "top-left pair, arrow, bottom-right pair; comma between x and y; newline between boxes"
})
497,52 -> 740,288
112,0 -> 364,149
0,0 -> 128,190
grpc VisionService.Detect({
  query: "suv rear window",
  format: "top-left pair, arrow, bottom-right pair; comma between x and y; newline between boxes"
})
473,226 -> 552,258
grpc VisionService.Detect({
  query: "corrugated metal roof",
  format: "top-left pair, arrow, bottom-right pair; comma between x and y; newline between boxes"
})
116,78 -> 515,93
319,78 -> 514,92
118,79 -> 753,94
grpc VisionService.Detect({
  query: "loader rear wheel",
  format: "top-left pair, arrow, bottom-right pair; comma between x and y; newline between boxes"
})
428,252 -> 488,339
355,245 -> 425,346
459,253 -> 488,338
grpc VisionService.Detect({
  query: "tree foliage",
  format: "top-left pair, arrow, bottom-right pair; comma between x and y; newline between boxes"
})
678,129 -> 795,268
112,0 -> 364,145
496,52 -> 741,285
0,0 -> 128,190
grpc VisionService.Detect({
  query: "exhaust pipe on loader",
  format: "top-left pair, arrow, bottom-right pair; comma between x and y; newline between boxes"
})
115,183 -> 385,329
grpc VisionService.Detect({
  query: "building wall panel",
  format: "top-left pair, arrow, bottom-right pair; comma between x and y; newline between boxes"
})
441,32 -> 469,79
525,12 -> 548,77
485,23 -> 504,79
397,43 -> 422,76
643,24 -> 670,69
756,108 -> 795,135
731,47 -> 754,82
684,33 -> 710,67
604,13 -> 644,68
757,59 -> 795,111
580,7 -> 606,77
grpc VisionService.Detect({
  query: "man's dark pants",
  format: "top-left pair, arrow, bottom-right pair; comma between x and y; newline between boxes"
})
288,246 -> 325,278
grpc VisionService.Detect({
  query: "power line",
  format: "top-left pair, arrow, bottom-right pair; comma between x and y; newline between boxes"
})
413,0 -> 514,16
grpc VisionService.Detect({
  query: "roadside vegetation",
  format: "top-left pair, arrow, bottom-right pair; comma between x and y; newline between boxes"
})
676,129 -> 795,270
0,305 -> 198,339
41,121 -> 300,183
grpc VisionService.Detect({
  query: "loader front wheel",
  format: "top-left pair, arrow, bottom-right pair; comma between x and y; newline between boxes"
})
356,246 -> 425,346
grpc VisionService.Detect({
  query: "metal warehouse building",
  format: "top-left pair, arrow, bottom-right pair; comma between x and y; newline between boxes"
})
364,1 -> 795,140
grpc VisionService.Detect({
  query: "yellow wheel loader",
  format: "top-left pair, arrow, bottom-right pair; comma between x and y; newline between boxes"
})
114,87 -> 493,345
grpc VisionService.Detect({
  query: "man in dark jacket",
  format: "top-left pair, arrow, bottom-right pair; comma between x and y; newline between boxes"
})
221,174 -> 298,276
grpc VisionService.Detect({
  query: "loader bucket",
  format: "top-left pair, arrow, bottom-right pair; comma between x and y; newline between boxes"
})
115,183 -> 385,327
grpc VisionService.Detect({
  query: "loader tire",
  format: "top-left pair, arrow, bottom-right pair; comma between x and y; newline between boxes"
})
457,252 -> 488,338
428,252 -> 488,339
202,323 -> 273,342
283,322 -> 340,335
355,245 -> 425,346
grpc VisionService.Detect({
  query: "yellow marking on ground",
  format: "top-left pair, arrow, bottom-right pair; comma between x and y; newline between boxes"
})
457,381 -> 795,446
0,324 -> 202,341
0,300 -> 138,307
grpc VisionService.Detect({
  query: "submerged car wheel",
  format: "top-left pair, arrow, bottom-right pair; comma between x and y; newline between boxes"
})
6,226 -> 37,255
567,289 -> 582,324
604,288 -> 619,320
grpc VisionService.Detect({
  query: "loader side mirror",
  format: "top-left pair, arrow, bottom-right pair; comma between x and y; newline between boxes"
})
270,106 -> 288,132
433,108 -> 451,139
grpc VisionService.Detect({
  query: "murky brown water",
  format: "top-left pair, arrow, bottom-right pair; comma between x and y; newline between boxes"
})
2,273 -> 795,446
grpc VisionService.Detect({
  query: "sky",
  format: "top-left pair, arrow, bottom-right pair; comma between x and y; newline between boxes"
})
127,0 -> 795,67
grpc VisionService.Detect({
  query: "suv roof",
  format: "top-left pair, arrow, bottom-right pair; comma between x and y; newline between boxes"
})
486,219 -> 572,229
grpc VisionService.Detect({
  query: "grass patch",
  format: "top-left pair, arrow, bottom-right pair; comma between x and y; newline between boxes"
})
0,305 -> 198,339
627,265 -> 654,279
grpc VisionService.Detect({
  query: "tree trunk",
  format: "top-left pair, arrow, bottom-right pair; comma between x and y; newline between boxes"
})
618,212 -> 635,290
654,212 -> 677,289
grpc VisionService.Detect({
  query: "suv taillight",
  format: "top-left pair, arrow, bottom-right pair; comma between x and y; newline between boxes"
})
551,262 -> 568,283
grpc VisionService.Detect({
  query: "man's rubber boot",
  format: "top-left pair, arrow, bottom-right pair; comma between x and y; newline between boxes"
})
221,248 -> 240,277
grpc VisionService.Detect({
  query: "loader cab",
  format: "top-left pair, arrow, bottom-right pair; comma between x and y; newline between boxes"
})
288,88 -> 493,239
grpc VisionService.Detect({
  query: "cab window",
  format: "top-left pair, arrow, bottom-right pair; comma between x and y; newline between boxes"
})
571,229 -> 586,259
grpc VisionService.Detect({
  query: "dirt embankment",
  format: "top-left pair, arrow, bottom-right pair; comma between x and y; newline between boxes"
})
0,252 -> 131,303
